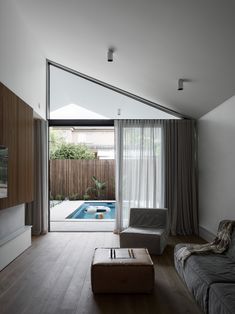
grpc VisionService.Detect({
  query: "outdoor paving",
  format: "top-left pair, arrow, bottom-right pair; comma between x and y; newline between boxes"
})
50,200 -> 83,220
50,200 -> 115,232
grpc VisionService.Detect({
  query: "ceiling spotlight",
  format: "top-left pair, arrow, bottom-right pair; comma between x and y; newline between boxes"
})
107,48 -> 114,62
178,79 -> 184,91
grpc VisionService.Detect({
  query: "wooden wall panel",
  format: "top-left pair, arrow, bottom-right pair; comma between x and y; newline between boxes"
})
0,83 -> 34,210
0,84 -> 18,209
17,98 -> 34,203
0,84 -> 2,138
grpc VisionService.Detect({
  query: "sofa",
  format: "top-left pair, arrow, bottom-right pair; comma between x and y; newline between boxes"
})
174,224 -> 235,314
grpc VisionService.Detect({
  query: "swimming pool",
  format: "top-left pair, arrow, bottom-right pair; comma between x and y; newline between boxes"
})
67,202 -> 116,219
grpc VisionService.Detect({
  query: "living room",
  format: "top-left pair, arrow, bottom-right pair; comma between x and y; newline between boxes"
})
0,1 -> 235,314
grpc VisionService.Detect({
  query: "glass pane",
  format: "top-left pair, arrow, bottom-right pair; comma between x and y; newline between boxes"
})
49,65 -> 178,120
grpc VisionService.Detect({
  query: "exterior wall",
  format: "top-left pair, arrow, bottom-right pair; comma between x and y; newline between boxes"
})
51,127 -> 115,159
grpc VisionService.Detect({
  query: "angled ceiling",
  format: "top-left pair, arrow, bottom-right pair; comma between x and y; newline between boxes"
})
12,0 -> 235,118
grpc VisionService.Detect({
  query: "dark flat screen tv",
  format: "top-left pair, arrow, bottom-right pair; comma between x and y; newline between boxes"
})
0,146 -> 8,198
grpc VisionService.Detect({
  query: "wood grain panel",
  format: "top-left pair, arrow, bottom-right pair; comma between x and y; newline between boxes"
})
0,84 -> 3,138
0,82 -> 34,210
0,83 -> 18,209
50,159 -> 115,200
17,98 -> 34,203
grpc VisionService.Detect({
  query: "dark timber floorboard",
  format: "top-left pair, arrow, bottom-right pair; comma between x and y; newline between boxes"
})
0,233 -> 203,314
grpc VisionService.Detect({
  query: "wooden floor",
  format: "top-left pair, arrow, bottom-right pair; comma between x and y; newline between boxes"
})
0,233 -> 203,314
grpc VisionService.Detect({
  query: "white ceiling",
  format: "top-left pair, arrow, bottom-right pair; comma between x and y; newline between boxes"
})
12,0 -> 235,118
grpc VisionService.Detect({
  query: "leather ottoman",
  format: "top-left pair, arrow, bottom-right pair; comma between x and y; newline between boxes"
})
91,248 -> 154,294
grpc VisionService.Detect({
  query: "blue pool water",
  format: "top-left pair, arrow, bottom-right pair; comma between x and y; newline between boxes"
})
67,202 -> 115,219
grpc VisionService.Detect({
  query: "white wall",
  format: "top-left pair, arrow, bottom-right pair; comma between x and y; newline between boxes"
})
198,96 -> 235,236
0,1 -> 46,267
0,0 -> 46,119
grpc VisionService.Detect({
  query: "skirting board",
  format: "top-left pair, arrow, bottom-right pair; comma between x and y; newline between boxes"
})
0,226 -> 32,271
199,225 -> 215,242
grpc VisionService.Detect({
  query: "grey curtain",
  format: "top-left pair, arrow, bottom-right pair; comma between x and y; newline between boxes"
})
25,119 -> 48,235
163,119 -> 198,235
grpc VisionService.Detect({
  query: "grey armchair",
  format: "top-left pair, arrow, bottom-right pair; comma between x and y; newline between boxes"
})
119,208 -> 169,255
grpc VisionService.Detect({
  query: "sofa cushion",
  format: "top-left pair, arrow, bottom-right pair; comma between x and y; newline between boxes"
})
175,244 -> 235,313
120,227 -> 167,254
226,230 -> 235,261
129,208 -> 168,229
121,227 -> 165,236
209,283 -> 235,314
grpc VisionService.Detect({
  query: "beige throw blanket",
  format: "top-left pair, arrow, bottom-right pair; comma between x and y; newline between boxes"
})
175,220 -> 235,265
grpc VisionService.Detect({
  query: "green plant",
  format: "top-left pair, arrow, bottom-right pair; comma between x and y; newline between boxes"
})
50,143 -> 96,160
49,129 -> 65,157
83,193 -> 90,201
85,176 -> 106,200
68,193 -> 80,200
54,194 -> 65,201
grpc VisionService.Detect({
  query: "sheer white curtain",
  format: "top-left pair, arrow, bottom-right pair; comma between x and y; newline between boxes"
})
115,120 -> 164,232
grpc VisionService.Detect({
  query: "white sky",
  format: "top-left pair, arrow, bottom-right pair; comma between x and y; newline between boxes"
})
50,66 -> 178,120
50,103 -> 109,119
